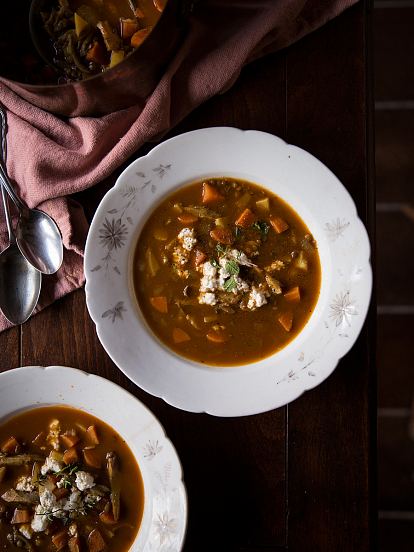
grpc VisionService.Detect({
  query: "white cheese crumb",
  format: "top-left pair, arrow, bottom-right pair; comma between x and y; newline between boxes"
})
172,245 -> 189,266
19,524 -> 33,540
46,419 -> 61,451
200,275 -> 218,293
63,489 -> 83,512
202,261 -> 217,277
247,287 -> 268,310
31,505 -> 50,532
41,455 -> 64,476
198,292 -> 217,306
233,275 -> 250,293
15,476 -> 35,492
178,228 -> 197,251
75,471 -> 95,491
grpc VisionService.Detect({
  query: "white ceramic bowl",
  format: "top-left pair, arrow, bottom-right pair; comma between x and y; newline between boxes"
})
85,127 -> 372,417
0,366 -> 188,551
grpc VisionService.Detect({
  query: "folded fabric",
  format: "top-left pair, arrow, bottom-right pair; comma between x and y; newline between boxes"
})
0,0 -> 358,331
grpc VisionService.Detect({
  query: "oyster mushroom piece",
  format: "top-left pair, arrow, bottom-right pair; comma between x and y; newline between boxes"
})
106,452 -> 121,521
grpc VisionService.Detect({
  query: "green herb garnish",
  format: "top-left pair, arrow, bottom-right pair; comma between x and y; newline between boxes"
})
224,260 -> 239,276
252,220 -> 268,235
216,244 -> 229,257
223,278 -> 237,292
210,259 -> 220,269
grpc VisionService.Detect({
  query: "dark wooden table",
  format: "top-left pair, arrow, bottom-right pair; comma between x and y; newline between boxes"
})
0,1 -> 377,550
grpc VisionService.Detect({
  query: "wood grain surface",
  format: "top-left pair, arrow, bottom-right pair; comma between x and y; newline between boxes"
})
0,1 -> 376,550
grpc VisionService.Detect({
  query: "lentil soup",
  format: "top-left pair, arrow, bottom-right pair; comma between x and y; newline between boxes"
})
132,177 -> 322,367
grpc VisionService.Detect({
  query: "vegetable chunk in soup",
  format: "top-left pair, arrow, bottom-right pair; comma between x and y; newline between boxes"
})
0,406 -> 144,552
133,178 -> 321,367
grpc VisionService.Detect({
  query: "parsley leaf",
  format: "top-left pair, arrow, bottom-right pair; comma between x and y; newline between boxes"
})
223,278 -> 237,292
225,260 -> 239,275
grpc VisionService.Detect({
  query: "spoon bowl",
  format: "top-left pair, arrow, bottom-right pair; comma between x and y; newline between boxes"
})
0,157 -> 63,275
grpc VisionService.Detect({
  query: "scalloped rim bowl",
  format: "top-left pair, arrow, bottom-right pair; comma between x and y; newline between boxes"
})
0,366 -> 188,551
84,127 -> 372,417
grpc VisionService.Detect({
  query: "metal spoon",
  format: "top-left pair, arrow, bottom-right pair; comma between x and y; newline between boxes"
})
0,107 -> 63,275
0,114 -> 41,325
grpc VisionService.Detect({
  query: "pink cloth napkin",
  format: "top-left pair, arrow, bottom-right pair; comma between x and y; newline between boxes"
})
0,0 -> 358,331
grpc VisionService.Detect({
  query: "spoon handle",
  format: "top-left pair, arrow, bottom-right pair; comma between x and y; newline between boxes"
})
0,106 -> 25,214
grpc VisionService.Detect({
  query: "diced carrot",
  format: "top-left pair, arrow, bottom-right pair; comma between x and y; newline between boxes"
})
32,431 -> 47,447
177,212 -> 198,224
278,310 -> 293,331
45,519 -> 63,536
83,449 -> 102,469
68,535 -> 81,552
121,18 -> 138,39
284,286 -> 301,303
135,6 -> 145,17
173,328 -> 191,343
1,436 -> 20,454
210,228 -> 234,245
86,41 -> 106,65
88,528 -> 107,552
269,216 -> 289,234
236,208 -> 257,228
99,510 -> 118,524
60,431 -> 80,448
11,508 -> 30,524
52,530 -> 69,551
202,182 -> 225,204
53,487 -> 70,501
85,425 -> 100,445
193,249 -> 208,267
131,27 -> 151,48
206,331 -> 231,343
150,296 -> 168,313
46,474 -> 59,485
63,447 -> 80,465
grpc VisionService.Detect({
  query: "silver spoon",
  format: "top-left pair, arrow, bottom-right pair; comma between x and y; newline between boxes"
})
0,107 -> 63,275
0,114 -> 41,325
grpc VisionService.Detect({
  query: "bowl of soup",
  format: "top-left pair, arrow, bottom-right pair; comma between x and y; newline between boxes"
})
0,0 -> 191,116
0,366 -> 188,551
84,127 -> 372,416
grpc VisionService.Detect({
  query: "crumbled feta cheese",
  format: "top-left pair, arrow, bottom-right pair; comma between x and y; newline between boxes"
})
198,292 -> 217,306
202,262 -> 217,277
46,419 -> 61,451
75,471 -> 95,491
63,489 -> 83,512
233,275 -> 249,293
265,260 -> 285,271
178,228 -> 197,251
39,489 -> 57,511
15,476 -> 35,492
31,505 -> 50,532
173,245 -> 189,266
41,455 -> 64,476
247,287 -> 268,310
230,249 -> 251,266
200,275 -> 218,293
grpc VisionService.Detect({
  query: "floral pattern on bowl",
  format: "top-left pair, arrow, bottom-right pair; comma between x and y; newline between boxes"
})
85,127 -> 372,417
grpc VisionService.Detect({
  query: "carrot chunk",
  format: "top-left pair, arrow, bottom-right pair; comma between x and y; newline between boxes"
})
236,208 -> 257,228
53,487 -> 70,501
193,249 -> 208,267
177,212 -> 199,224
86,42 -> 106,65
83,449 -> 102,469
85,425 -> 100,445
121,18 -> 138,39
135,7 -> 145,17
270,216 -> 289,233
99,510 -> 118,524
173,328 -> 191,343
206,331 -> 231,343
131,27 -> 151,48
278,310 -> 293,331
88,528 -> 107,552
202,182 -> 225,204
63,447 -> 81,465
11,508 -> 30,524
210,228 -> 234,245
284,286 -> 301,303
1,436 -> 20,454
60,431 -> 80,448
150,296 -> 168,313
52,530 -> 69,551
